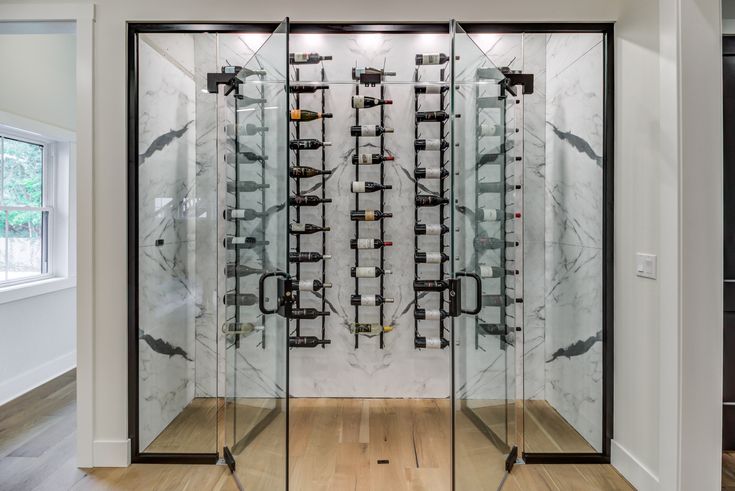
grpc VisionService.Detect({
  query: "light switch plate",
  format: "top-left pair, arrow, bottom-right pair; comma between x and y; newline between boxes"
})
636,253 -> 657,279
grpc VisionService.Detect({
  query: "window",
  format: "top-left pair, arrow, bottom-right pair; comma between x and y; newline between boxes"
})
0,132 -> 52,286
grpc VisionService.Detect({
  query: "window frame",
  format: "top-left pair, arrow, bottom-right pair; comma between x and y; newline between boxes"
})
0,126 -> 55,288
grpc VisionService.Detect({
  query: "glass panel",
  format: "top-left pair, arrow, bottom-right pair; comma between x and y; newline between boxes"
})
6,210 -> 43,281
0,211 -> 7,281
2,137 -> 43,207
223,19 -> 288,491
136,32 -> 218,454
451,20 -> 517,489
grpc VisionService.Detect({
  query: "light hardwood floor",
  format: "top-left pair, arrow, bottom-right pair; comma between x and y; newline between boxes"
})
0,372 -> 635,491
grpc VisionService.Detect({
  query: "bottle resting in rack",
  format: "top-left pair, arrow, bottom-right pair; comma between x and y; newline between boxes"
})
415,53 -> 450,65
351,125 -> 394,137
415,110 -> 450,123
234,66 -> 267,79
289,139 -> 332,150
351,96 -> 393,108
223,293 -> 260,306
352,153 -> 395,165
413,280 -> 450,292
289,223 -> 330,235
351,181 -> 392,193
289,336 -> 331,348
479,265 -> 515,278
478,324 -> 507,336
223,237 -> 269,249
224,123 -> 269,138
414,308 -> 449,320
473,235 -> 518,251
416,195 -> 450,207
289,195 -> 332,207
289,166 -> 333,178
415,337 -> 449,349
414,168 -> 449,179
224,264 -> 265,278
223,323 -> 264,336
482,294 -> 520,307
224,152 -> 267,165
350,210 -> 392,221
415,139 -> 449,151
414,223 -> 449,235
350,294 -> 394,306
289,52 -> 332,64
223,208 -> 267,221
289,252 -> 332,263
227,181 -> 270,193
414,84 -> 449,94
350,238 -> 392,249
414,252 -> 450,264
289,309 -> 330,320
477,208 -> 520,222
290,279 -> 332,292
477,123 -> 502,137
478,181 -> 520,193
290,109 -> 333,122
289,84 -> 329,93
351,67 -> 396,81
351,266 -> 391,278
351,323 -> 394,335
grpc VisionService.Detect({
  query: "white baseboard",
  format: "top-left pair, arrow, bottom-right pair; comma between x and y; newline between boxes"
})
93,439 -> 131,467
611,439 -> 660,491
0,351 -> 76,406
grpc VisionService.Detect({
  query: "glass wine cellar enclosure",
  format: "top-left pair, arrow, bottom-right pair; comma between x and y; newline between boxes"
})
128,20 -> 611,490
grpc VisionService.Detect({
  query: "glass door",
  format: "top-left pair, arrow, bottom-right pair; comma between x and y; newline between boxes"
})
451,20 -> 521,489
221,18 -> 289,491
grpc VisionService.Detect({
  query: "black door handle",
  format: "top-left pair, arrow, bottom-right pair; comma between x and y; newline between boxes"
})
456,271 -> 482,315
259,271 -> 289,314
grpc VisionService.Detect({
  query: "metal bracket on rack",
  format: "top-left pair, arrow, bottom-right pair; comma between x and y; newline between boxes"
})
207,66 -> 242,95
500,67 -> 535,96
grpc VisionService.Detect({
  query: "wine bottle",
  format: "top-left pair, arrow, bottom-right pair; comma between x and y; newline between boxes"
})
245,123 -> 269,135
477,153 -> 502,166
289,84 -> 329,93
234,94 -> 267,106
414,308 -> 449,320
290,109 -> 333,122
223,322 -> 264,335
350,238 -> 392,249
289,252 -> 332,263
414,252 -> 449,264
477,97 -> 502,109
223,237 -> 269,249
235,66 -> 267,79
415,53 -> 450,65
477,208 -> 519,222
413,280 -> 449,292
482,294 -> 520,307
473,236 -> 518,251
415,139 -> 449,151
416,111 -> 450,123
225,123 -> 269,137
350,294 -> 394,306
289,166 -> 333,178
479,265 -> 515,278
223,208 -> 266,221
415,336 -> 449,349
289,195 -> 332,206
414,84 -> 449,95
478,181 -> 518,193
223,293 -> 259,306
416,195 -> 449,207
289,52 -> 332,64
289,139 -> 332,150
227,181 -> 270,193
351,181 -> 392,193
414,223 -> 449,236
351,67 -> 396,81
350,323 -> 393,335
224,264 -> 265,278
224,152 -> 266,165
289,223 -> 330,235
289,336 -> 331,347
351,125 -> 394,137
290,279 -> 332,292
478,323 -> 507,336
352,153 -> 395,165
414,168 -> 449,179
350,210 -> 392,221
351,96 -> 393,108
351,266 -> 391,278
477,123 -> 501,137
289,310 -> 330,320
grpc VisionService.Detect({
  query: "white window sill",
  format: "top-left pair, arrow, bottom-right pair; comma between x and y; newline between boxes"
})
0,276 -> 76,305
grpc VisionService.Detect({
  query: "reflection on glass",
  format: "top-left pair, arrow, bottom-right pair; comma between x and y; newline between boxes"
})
6,210 -> 43,281
2,137 -> 43,207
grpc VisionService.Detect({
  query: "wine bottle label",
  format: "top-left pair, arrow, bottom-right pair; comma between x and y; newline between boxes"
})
357,154 -> 374,164
425,252 -> 443,264
480,265 -> 501,278
297,281 -> 314,291
354,267 -> 375,278
230,237 -> 248,244
361,126 -> 378,137
424,168 -> 442,179
290,109 -> 301,120
352,96 -> 366,108
230,209 -> 246,219
425,337 -> 442,349
353,324 -> 372,333
292,53 -> 309,62
424,85 -> 442,94
291,223 -> 306,232
364,210 -> 376,221
480,209 -> 499,221
356,239 -> 374,249
352,181 -> 367,193
423,310 -> 441,320
425,139 -> 441,151
422,54 -> 442,64
425,224 -> 442,235
479,123 -> 499,136
361,295 -> 377,306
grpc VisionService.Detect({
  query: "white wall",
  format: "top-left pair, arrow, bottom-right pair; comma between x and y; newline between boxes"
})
0,26 -> 77,406
0,1 -> 724,489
